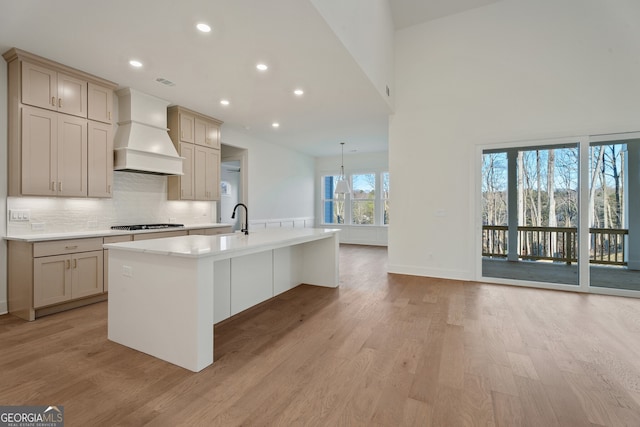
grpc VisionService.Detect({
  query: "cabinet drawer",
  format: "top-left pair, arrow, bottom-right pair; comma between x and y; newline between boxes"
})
34,237 -> 103,257
104,235 -> 132,244
133,230 -> 188,241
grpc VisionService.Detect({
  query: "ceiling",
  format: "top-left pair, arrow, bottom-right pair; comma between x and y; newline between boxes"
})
389,0 -> 502,30
0,0 -> 499,157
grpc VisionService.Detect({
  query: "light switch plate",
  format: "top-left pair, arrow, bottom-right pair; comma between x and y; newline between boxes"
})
9,209 -> 30,221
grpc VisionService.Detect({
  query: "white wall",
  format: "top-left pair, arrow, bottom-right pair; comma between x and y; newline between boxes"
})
389,0 -> 640,280
221,125 -> 315,226
0,58 -> 7,314
310,0 -> 395,109
316,151 -> 388,245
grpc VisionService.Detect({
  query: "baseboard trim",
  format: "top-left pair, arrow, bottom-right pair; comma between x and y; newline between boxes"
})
387,264 -> 472,281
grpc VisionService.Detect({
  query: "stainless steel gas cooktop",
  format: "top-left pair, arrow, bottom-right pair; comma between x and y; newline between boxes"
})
110,224 -> 185,231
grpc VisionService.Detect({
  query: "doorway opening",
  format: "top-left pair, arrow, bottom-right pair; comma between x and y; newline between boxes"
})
219,144 -> 248,231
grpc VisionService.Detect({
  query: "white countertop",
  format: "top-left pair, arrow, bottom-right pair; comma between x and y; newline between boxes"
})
4,223 -> 232,242
103,228 -> 340,259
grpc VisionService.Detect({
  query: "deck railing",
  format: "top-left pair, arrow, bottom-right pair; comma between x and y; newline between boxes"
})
482,225 -> 628,266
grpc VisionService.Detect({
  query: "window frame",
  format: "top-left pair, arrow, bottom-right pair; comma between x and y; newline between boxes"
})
320,171 -> 389,227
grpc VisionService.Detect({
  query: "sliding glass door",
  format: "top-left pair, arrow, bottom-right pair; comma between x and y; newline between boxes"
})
589,138 -> 640,292
482,143 -> 580,286
481,133 -> 640,295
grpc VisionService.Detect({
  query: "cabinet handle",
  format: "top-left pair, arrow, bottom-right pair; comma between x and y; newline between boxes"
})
51,96 -> 56,106
66,260 -> 70,269
58,182 -> 62,192
74,259 -> 77,269
58,98 -> 62,108
108,111 -> 111,120
65,245 -> 78,250
50,181 -> 55,191
107,184 -> 111,194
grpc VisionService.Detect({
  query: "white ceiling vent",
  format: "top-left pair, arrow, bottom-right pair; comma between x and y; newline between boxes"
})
156,77 -> 175,87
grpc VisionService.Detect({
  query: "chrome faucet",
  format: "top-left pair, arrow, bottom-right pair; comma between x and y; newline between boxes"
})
231,203 -> 249,235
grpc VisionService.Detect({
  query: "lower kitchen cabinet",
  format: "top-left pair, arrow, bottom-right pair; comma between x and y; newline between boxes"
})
34,250 -> 103,307
8,237 -> 105,321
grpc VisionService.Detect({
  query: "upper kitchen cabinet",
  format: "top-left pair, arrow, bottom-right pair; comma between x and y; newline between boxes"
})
3,48 -> 117,197
169,106 -> 222,149
88,121 -> 113,197
195,116 -> 221,149
167,106 -> 223,201
21,106 -> 87,197
87,82 -> 114,124
22,61 -> 88,118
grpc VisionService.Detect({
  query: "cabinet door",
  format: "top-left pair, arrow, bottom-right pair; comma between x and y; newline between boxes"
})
195,146 -> 219,201
34,254 -> 72,308
72,250 -> 104,298
21,61 -> 57,111
180,143 -> 195,200
88,121 -> 113,197
205,121 -> 220,149
57,72 -> 87,118
179,113 -> 194,143
194,117 -> 207,146
57,114 -> 88,197
87,83 -> 113,124
21,106 -> 57,196
204,148 -> 220,200
194,145 -> 207,200
231,251 -> 273,316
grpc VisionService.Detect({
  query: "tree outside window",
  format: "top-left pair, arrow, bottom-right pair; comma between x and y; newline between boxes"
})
382,172 -> 389,225
351,173 -> 375,225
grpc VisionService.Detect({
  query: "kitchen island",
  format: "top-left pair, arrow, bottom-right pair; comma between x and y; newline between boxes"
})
104,228 -> 339,372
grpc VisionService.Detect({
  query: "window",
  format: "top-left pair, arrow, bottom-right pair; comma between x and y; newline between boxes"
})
321,172 -> 389,226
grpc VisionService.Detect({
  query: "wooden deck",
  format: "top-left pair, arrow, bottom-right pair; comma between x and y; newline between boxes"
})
483,258 -> 640,291
2,245 -> 640,425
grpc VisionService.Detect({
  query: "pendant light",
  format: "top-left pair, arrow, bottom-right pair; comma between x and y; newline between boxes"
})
335,142 -> 351,195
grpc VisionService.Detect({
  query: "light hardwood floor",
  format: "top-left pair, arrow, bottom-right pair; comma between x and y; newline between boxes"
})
3,244 -> 640,426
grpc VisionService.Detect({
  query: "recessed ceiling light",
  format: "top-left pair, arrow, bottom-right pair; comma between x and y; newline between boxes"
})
129,60 -> 143,68
220,99 -> 230,106
272,122 -> 280,128
256,63 -> 268,71
294,89 -> 304,96
196,23 -> 211,33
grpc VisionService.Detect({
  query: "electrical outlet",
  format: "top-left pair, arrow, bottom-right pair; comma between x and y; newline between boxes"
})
87,220 -> 98,228
31,222 -> 45,231
169,217 -> 177,224
9,209 -> 30,221
122,265 -> 133,278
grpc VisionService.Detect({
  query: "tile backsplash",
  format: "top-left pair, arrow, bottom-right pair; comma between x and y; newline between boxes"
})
7,172 -> 215,235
